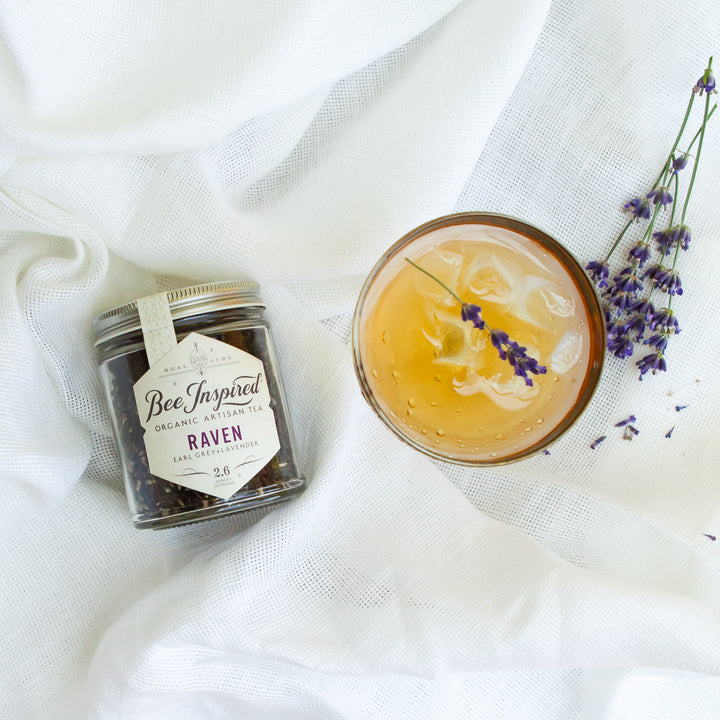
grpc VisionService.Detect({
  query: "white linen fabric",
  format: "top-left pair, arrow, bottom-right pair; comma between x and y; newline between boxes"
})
1,0 -> 719,717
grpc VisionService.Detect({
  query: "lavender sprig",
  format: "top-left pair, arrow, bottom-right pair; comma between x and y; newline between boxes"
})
405,258 -> 547,387
584,58 -> 716,380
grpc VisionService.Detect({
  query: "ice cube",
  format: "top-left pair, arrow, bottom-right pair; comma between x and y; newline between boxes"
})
410,249 -> 464,300
540,287 -> 576,317
464,252 -> 520,304
504,274 -> 554,328
452,369 -> 538,409
550,330 -> 583,374
463,251 -> 554,327
421,304 -> 486,370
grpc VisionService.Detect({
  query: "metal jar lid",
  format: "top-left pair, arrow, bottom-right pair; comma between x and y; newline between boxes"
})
93,280 -> 263,346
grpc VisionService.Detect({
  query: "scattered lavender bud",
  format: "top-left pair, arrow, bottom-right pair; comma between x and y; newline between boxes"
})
675,404 -> 688,412
665,426 -> 675,438
622,425 -> 640,441
702,533 -> 717,541
590,436 -> 607,450
615,415 -> 637,427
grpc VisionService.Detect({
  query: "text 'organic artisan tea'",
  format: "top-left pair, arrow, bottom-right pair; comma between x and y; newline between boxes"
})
94,281 -> 305,529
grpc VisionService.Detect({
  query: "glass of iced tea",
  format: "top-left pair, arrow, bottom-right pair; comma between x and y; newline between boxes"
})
352,212 -> 605,464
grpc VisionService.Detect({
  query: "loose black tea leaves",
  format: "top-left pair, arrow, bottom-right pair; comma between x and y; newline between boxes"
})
94,282 -> 305,530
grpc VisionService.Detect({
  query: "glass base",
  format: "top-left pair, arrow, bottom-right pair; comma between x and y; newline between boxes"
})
131,478 -> 305,530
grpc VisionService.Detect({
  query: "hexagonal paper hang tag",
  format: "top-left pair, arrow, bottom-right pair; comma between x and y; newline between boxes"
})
133,332 -> 280,499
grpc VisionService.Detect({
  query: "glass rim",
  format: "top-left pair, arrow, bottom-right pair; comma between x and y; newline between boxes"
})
351,211 -> 606,466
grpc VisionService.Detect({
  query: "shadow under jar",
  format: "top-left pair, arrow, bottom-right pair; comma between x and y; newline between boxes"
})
94,281 -> 305,529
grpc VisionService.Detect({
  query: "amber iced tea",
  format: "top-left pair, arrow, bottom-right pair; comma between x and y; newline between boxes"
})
352,214 -> 604,464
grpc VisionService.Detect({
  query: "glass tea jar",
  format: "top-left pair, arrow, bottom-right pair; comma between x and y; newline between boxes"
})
93,281 -> 305,529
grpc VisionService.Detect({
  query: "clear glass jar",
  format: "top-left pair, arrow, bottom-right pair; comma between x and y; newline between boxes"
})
94,281 -> 305,529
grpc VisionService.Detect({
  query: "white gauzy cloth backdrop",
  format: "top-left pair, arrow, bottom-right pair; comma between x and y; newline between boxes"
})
1,0 -> 719,718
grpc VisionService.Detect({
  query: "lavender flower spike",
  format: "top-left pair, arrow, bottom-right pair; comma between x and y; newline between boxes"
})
644,332 -> 669,352
461,303 -> 485,330
646,186 -> 673,207
669,224 -> 691,251
624,197 -> 651,221
649,307 -> 680,334
607,333 -> 634,359
653,267 -> 683,296
624,313 -> 646,340
630,297 -> 655,321
628,243 -> 652,267
585,260 -> 610,288
652,229 -> 674,256
637,350 -> 667,379
405,258 -> 547,387
488,329 -> 546,386
694,62 -> 717,95
489,329 -> 510,360
612,267 -> 644,294
671,153 -> 689,174
505,343 -> 547,387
